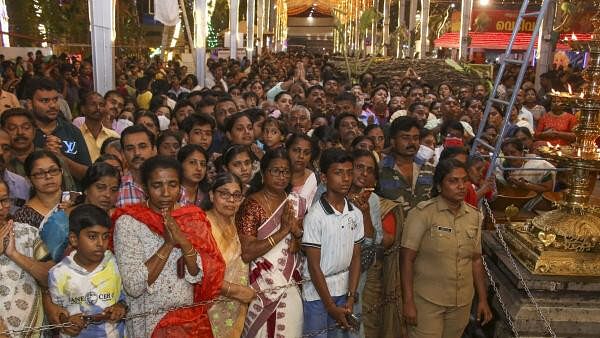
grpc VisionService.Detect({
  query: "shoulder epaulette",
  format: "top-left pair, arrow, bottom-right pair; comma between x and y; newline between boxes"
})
415,198 -> 436,210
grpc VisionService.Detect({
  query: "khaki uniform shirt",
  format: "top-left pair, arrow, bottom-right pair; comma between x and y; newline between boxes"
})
401,196 -> 482,307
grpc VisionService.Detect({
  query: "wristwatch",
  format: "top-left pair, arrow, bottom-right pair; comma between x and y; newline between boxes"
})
347,290 -> 358,299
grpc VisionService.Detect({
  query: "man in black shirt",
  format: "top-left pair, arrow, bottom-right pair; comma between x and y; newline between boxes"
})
27,77 -> 91,181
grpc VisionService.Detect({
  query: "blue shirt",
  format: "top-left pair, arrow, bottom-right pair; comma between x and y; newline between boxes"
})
4,169 -> 30,214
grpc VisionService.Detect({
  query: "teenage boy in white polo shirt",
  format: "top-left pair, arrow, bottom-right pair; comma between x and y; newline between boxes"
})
302,148 -> 364,337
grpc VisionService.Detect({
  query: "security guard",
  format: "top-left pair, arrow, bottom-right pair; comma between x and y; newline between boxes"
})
400,159 -> 492,338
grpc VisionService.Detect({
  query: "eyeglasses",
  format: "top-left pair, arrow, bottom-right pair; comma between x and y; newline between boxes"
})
268,168 -> 291,177
30,167 -> 62,179
0,197 -> 12,207
215,189 -> 244,202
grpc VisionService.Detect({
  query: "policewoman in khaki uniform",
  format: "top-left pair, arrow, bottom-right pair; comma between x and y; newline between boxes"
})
400,159 -> 492,338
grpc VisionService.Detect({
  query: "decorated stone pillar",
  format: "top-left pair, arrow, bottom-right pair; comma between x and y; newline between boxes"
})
88,0 -> 115,94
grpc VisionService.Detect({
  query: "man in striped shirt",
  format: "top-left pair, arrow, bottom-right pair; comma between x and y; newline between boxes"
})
116,125 -> 156,207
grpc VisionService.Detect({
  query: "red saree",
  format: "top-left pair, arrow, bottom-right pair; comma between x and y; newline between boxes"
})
111,204 -> 225,338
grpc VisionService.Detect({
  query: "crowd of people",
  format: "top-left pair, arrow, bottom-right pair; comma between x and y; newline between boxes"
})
0,49 -> 581,338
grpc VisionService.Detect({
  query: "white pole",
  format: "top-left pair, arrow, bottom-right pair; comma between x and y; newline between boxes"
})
459,0 -> 473,61
397,0 -> 406,58
88,0 -> 115,94
256,0 -> 264,56
408,0 -> 417,58
535,0 -> 556,91
419,0 -> 430,59
382,0 -> 390,56
230,0 -> 239,59
247,0 -> 255,62
195,0 -> 207,88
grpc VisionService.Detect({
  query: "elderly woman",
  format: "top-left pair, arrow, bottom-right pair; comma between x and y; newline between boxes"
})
113,156 -> 225,337
205,173 -> 255,337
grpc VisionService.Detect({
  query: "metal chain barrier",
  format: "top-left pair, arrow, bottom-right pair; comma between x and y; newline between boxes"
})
481,256 -> 519,338
1,266 -> 401,337
302,294 -> 403,337
482,199 -> 557,338
0,270 -> 348,337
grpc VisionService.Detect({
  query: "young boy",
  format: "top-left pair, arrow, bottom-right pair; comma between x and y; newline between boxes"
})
302,148 -> 364,337
48,204 -> 127,338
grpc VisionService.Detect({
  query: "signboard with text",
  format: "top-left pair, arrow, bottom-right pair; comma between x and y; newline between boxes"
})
451,9 -> 594,34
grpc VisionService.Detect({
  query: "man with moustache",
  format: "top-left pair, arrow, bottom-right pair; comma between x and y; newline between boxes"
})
116,125 -> 157,207
286,105 -> 312,134
103,90 -> 125,129
377,116 -> 434,213
79,92 -> 119,162
0,127 -> 29,213
305,85 -> 326,115
1,107 -> 77,192
28,77 -> 91,182
323,76 -> 341,105
212,97 -> 239,153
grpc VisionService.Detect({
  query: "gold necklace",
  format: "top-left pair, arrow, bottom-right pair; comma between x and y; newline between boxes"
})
261,189 -> 286,215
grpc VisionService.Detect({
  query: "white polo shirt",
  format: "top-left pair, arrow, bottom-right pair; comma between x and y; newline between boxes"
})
302,195 -> 364,302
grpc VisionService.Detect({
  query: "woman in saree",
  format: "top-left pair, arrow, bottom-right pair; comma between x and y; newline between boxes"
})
286,133 -> 318,208
379,198 -> 408,338
205,173 -> 256,337
0,178 -> 53,338
236,148 -> 304,337
112,156 -> 225,337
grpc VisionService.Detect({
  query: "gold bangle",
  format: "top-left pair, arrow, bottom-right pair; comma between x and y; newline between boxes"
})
225,283 -> 232,297
184,246 -> 195,256
156,252 -> 167,261
267,236 -> 275,247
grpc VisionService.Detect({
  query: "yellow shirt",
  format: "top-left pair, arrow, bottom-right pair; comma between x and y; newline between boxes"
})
136,91 -> 152,110
401,196 -> 482,307
80,123 -> 120,162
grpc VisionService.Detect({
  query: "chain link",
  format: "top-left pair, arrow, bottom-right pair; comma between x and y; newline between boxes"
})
301,294 -> 402,337
482,199 -> 557,338
482,256 -> 519,338
0,270 -> 348,337
0,322 -> 74,336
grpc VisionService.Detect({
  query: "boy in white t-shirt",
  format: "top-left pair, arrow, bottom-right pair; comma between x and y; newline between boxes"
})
302,148 -> 364,337
48,204 -> 127,338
